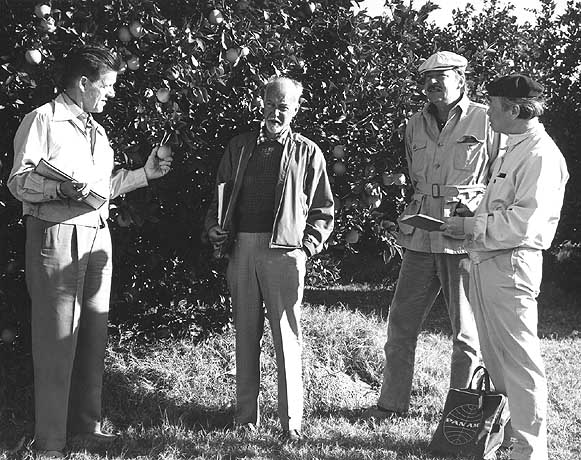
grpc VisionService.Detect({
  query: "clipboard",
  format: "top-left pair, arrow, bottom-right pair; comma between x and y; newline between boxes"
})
35,159 -> 107,210
400,213 -> 444,232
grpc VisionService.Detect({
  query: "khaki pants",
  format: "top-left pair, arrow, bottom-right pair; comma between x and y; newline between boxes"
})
470,248 -> 547,460
378,250 -> 480,412
25,216 -> 112,451
227,233 -> 306,431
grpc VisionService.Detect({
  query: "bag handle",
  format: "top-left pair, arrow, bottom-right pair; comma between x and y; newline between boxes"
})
469,366 -> 492,407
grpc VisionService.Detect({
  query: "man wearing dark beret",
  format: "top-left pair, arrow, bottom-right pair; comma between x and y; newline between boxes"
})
443,74 -> 569,460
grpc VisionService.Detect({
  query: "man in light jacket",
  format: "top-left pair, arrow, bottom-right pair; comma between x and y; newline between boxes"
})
364,51 -> 502,419
204,76 -> 334,441
8,46 -> 172,458
443,74 -> 569,460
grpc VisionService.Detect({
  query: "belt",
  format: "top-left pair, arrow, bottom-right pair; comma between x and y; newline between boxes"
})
414,183 -> 486,199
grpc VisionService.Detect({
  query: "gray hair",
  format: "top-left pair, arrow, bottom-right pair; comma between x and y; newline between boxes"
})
264,76 -> 303,100
500,96 -> 545,120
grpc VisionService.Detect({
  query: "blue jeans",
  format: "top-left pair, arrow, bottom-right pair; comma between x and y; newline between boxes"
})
378,250 -> 480,412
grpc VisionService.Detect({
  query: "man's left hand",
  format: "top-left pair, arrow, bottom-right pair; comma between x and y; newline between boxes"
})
441,216 -> 466,239
144,147 -> 173,181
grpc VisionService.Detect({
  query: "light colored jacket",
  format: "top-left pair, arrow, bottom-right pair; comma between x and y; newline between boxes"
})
204,130 -> 334,257
464,119 -> 569,252
8,94 -> 148,226
399,95 -> 502,254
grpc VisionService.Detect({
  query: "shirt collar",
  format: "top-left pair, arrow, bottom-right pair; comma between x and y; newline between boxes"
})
423,93 -> 470,120
257,121 -> 292,146
53,92 -> 86,121
506,119 -> 542,147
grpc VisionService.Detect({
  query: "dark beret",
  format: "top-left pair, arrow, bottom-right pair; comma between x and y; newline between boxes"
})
486,74 -> 544,98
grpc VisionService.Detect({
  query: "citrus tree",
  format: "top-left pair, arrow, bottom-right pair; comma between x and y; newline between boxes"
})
1,0 -> 580,349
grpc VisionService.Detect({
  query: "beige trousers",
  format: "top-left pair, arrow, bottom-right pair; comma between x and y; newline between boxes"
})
469,248 -> 547,460
25,216 -> 112,451
227,233 -> 306,432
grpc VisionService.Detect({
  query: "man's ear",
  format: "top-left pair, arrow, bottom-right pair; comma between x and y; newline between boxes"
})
78,75 -> 89,93
510,104 -> 521,120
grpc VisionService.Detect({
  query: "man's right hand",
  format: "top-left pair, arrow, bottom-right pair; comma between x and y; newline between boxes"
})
208,225 -> 229,245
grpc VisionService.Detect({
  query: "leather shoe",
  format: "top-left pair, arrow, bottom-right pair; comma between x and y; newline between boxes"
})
361,405 -> 405,420
281,429 -> 302,442
70,431 -> 118,444
35,450 -> 64,459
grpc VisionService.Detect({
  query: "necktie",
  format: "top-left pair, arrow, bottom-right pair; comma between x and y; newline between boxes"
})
80,113 -> 97,156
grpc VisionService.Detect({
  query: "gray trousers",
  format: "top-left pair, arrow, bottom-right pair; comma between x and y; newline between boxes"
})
227,233 -> 306,431
378,249 -> 481,412
470,249 -> 547,460
25,216 -> 112,451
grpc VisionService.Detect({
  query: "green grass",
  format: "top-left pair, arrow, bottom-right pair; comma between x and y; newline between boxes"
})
1,282 -> 580,459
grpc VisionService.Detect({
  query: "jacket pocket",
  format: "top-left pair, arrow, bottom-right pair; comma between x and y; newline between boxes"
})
453,137 -> 484,171
410,141 -> 428,176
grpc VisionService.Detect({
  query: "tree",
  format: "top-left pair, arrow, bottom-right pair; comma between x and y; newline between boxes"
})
1,0 -> 580,349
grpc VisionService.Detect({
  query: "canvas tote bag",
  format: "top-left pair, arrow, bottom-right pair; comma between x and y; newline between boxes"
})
428,366 -> 510,459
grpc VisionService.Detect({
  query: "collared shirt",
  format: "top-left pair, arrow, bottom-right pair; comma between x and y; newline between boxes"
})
8,93 -> 148,227
256,122 -> 291,146
464,119 -> 569,251
399,94 -> 502,254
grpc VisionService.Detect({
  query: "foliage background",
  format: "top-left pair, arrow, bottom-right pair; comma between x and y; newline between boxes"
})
1,0 -> 580,349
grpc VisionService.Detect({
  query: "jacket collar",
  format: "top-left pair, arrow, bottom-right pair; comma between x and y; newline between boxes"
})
423,93 -> 470,120
506,118 -> 542,148
53,93 -> 104,135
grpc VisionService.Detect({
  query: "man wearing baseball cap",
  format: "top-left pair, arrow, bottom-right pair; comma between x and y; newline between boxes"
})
364,51 -> 503,419
443,74 -> 569,460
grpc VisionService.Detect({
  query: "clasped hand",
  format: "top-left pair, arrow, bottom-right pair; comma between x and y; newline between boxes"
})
60,181 -> 90,201
440,202 -> 474,239
208,225 -> 229,247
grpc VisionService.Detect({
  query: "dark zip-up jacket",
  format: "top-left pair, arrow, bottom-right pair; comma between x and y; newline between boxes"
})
204,130 -> 334,257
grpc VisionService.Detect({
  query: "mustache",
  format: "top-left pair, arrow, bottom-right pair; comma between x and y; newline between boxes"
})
427,85 -> 443,91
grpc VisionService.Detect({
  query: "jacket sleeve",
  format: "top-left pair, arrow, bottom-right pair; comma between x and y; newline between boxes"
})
204,139 -> 235,234
302,145 -> 334,256
8,111 -> 61,203
110,167 -> 149,199
464,153 -> 567,250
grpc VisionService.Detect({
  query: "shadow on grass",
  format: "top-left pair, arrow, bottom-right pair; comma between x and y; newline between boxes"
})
67,426 -> 431,460
103,366 -> 235,432
304,287 -> 454,335
305,281 -> 581,338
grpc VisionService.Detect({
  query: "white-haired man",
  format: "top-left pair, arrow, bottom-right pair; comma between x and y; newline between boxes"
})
205,76 -> 334,440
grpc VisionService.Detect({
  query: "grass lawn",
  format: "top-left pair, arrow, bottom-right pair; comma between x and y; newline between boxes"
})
0,282 -> 580,459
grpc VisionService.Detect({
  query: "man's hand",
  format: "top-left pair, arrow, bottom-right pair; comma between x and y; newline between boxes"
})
144,147 -> 173,181
453,202 -> 474,217
208,225 -> 229,245
60,180 -> 90,201
441,216 -> 466,239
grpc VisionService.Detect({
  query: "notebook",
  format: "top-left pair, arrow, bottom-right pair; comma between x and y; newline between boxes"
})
35,159 -> 107,210
400,213 -> 444,232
